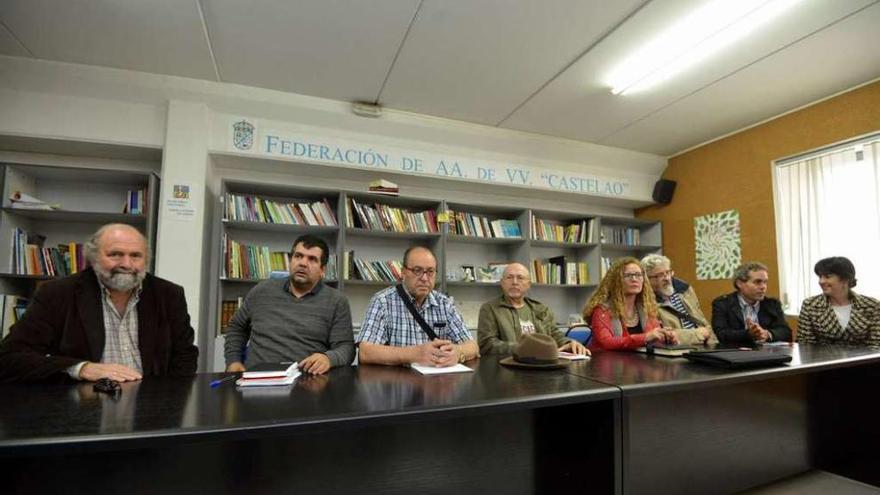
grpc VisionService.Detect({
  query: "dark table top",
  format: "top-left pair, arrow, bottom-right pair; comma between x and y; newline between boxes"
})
0,355 -> 615,453
2,345 -> 878,454
565,343 -> 880,396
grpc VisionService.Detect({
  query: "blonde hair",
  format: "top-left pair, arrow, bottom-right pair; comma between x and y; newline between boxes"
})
583,256 -> 658,322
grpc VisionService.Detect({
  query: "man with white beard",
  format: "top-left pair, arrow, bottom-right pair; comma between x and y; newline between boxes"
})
641,254 -> 718,345
0,224 -> 198,383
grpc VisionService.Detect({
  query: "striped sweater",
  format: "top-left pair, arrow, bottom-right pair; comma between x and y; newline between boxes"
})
797,292 -> 880,348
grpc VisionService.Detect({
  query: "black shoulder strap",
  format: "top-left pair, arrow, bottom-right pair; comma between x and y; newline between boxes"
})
395,284 -> 438,340
662,304 -> 703,327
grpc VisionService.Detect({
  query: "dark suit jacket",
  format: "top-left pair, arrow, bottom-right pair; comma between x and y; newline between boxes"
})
0,267 -> 198,382
711,291 -> 792,344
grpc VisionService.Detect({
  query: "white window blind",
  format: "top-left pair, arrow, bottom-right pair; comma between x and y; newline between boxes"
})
773,135 -> 880,315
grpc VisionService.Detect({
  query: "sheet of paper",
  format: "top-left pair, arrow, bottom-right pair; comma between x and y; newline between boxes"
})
558,351 -> 590,361
411,363 -> 474,375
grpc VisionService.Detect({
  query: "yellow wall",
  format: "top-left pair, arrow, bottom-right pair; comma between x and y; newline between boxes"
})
637,79 -> 880,320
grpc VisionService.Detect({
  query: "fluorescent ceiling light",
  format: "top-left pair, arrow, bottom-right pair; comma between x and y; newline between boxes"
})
607,0 -> 802,96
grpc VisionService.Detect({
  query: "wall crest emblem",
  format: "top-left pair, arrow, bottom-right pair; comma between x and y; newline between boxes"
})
232,120 -> 255,151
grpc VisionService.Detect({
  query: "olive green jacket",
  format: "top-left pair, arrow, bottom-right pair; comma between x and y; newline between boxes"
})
478,295 -> 569,355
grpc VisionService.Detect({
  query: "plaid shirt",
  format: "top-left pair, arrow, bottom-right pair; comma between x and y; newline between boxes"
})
98,280 -> 143,373
357,285 -> 471,347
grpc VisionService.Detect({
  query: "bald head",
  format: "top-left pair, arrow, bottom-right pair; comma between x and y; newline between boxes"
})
86,224 -> 148,264
86,224 -> 148,293
501,263 -> 531,305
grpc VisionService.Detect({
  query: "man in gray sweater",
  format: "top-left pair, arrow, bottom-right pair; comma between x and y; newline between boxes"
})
224,235 -> 355,374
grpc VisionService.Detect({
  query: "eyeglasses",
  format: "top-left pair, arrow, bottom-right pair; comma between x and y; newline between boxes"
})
405,266 -> 436,278
503,275 -> 529,282
622,272 -> 644,280
648,270 -> 673,280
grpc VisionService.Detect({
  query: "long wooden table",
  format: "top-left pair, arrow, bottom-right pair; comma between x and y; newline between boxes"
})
1,344 -> 878,495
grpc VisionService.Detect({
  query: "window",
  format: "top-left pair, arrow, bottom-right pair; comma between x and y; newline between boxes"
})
773,134 -> 880,314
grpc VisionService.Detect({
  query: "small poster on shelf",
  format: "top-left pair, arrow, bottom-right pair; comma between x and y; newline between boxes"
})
164,182 -> 198,222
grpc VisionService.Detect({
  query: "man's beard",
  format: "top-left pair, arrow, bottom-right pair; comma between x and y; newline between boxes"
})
660,284 -> 675,297
96,266 -> 145,292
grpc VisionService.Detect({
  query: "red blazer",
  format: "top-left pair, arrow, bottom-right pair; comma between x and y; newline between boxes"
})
589,304 -> 660,351
0,267 -> 198,382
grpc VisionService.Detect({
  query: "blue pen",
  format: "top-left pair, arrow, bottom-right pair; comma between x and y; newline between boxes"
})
210,375 -> 237,388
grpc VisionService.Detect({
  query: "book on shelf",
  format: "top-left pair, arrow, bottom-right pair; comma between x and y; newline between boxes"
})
224,193 -> 337,226
531,217 -> 595,243
123,189 -> 146,215
219,298 -> 243,333
0,294 -> 29,338
10,228 -> 86,276
447,210 -> 522,238
368,179 -> 399,196
344,250 -> 403,282
600,225 -> 641,246
8,191 -> 59,211
530,256 -> 590,285
221,234 -> 337,282
345,198 -> 438,233
600,256 -> 612,278
222,233 -> 291,280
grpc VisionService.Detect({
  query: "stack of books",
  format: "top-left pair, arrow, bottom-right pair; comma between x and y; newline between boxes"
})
600,256 -> 613,278
224,193 -> 337,226
123,189 -> 146,215
530,256 -> 590,285
343,251 -> 403,282
219,298 -> 243,333
532,217 -> 595,243
448,210 -> 521,238
368,179 -> 399,196
0,294 -> 29,338
235,362 -> 300,387
600,226 -> 641,246
9,191 -> 58,211
222,234 -> 291,279
346,198 -> 438,233
11,228 -> 86,276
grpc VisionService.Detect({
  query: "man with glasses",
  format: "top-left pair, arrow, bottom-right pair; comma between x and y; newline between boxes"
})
711,261 -> 792,345
477,263 -> 590,356
357,246 -> 478,367
641,254 -> 717,345
224,235 -> 355,375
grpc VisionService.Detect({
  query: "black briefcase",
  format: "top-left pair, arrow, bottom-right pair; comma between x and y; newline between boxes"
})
684,349 -> 792,369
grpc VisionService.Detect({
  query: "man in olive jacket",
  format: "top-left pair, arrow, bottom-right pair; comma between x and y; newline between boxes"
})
478,263 -> 589,356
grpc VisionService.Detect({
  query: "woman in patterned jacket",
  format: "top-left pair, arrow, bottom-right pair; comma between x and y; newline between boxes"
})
797,257 -> 880,348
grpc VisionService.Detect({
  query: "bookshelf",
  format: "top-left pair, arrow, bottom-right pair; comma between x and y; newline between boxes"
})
207,180 -> 662,370
215,182 -> 342,339
0,163 -> 159,285
0,162 -> 159,336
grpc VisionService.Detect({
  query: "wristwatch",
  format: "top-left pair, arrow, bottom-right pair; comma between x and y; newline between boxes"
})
458,346 -> 466,363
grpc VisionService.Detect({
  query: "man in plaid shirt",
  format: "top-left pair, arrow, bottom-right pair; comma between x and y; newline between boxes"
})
357,246 -> 479,367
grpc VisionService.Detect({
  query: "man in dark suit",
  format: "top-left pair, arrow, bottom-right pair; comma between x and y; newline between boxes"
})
0,224 -> 198,382
711,261 -> 791,345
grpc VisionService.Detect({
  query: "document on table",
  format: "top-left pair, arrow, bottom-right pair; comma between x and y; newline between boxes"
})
558,351 -> 590,361
411,363 -> 474,375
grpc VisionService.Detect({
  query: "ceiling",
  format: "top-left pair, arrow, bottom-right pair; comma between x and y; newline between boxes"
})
1,0 -> 878,157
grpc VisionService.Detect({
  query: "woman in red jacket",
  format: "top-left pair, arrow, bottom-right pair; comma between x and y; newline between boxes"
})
584,256 -> 677,351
